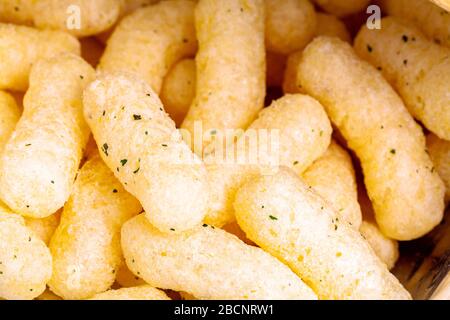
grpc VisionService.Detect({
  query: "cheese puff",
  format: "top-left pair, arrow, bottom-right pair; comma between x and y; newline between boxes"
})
427,133 -> 450,203
0,23 -> 80,91
0,204 -> 52,300
0,91 -> 21,150
312,0 -> 371,17
89,285 -> 170,300
99,0 -> 197,94
0,53 -> 94,218
204,94 -> 332,227
48,153 -> 142,300
24,211 -> 61,245
234,168 -> 411,300
83,72 -> 209,233
301,141 -> 362,229
33,0 -> 121,37
181,0 -> 265,152
265,0 -> 317,55
160,58 -> 196,127
355,17 -> 450,140
121,214 -> 317,300
379,0 -> 450,48
297,36 -> 445,240
283,13 -> 350,94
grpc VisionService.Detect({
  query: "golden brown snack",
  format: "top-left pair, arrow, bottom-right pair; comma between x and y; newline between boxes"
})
160,58 -> 196,127
0,23 -> 80,91
83,72 -> 209,233
234,169 -> 411,300
0,53 -> 94,218
380,0 -> 450,48
48,153 -> 142,300
99,0 -> 197,94
297,36 -> 445,240
312,0 -> 371,17
205,94 -> 332,227
301,141 -> 362,229
282,13 -> 350,94
181,0 -> 265,152
121,214 -> 317,300
33,0 -> 121,37
427,133 -> 450,202
265,0 -> 317,55
89,285 -> 170,300
0,91 -> 21,150
430,0 -> 450,11
0,204 -> 52,300
0,0 -> 34,24
355,17 -> 450,140
25,211 -> 61,246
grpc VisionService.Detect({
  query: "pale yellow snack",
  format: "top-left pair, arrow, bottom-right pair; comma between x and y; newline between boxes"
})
160,58 -> 196,127
0,23 -> 80,91
33,0 -> 121,37
48,153 -> 142,300
297,37 -> 445,240
121,214 -> 317,300
0,0 -> 34,24
355,17 -> 450,140
205,94 -> 332,227
83,72 -> 209,233
99,0 -> 197,94
0,91 -> 21,150
89,285 -> 170,300
0,204 -> 52,300
266,51 -> 287,87
312,0 -> 370,17
265,0 -> 317,55
0,53 -> 94,218
181,0 -> 266,152
301,141 -> 362,229
380,0 -> 450,48
283,13 -> 350,94
427,133 -> 450,202
430,0 -> 450,11
234,169 -> 411,300
25,211 -> 61,245
358,189 -> 399,270
115,264 -> 146,288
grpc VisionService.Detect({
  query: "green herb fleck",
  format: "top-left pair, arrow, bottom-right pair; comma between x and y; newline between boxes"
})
293,161 -> 299,166
402,35 -> 409,42
120,159 -> 128,166
101,143 -> 109,156
170,228 -> 175,231
133,166 -> 140,174
161,144 -> 168,147
367,44 -> 373,52
112,189 -> 118,193
25,143 -> 31,147
133,114 -> 142,120
390,149 -> 396,155
269,215 -> 278,221
202,224 -> 208,227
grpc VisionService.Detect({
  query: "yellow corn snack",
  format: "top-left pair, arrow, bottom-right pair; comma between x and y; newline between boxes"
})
25,211 -> 61,245
427,133 -> 450,202
283,12 -> 350,94
380,0 -> 450,48
181,0 -> 266,152
89,285 -> 170,300
0,91 -> 21,149
99,0 -> 197,94
297,37 -> 445,240
48,153 -> 142,300
205,94 -> 332,227
0,1 -> 34,24
0,23 -> 80,91
121,214 -> 317,300
0,53 -> 94,218
234,169 -> 411,300
0,204 -> 52,300
301,141 -> 362,229
160,58 -> 196,127
83,72 -> 209,233
312,0 -> 370,17
354,17 -> 450,140
265,0 -> 317,55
